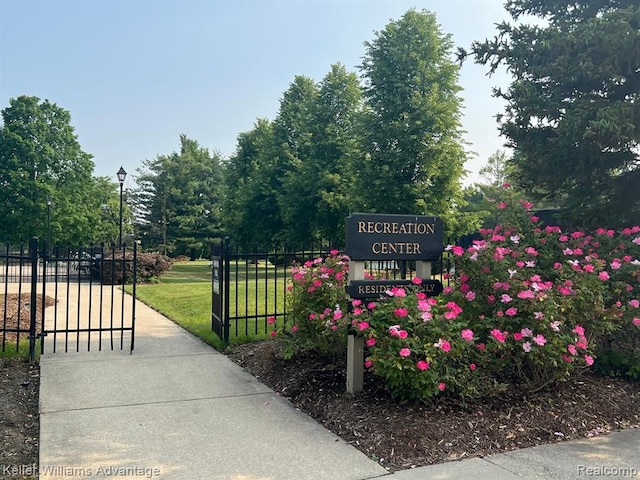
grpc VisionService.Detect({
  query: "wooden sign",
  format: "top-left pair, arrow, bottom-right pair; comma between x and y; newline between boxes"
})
346,213 -> 443,260
345,279 -> 443,299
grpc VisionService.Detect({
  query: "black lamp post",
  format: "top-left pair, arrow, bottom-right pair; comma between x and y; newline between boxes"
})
117,166 -> 127,248
46,198 -> 52,254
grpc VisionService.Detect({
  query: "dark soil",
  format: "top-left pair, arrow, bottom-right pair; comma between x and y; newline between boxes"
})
0,358 -> 39,479
227,340 -> 640,471
1,293 -> 52,479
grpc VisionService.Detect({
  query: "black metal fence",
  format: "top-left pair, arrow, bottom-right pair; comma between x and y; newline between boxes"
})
211,238 -> 455,344
1,238 -> 137,359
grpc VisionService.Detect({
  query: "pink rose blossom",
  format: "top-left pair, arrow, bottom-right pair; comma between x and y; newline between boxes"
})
416,360 -> 429,371
358,322 -> 369,331
505,307 -> 518,317
517,290 -> 535,299
632,318 -> 640,326
598,271 -> 610,281
584,355 -> 594,366
629,300 -> 639,308
267,316 -> 276,325
399,348 -> 411,357
417,299 -> 431,312
364,359 -> 373,368
438,382 -> 446,391
513,332 -> 523,341
465,291 -> 476,301
398,330 -> 408,339
501,294 -> 513,303
522,342 -> 532,352
440,340 -> 451,353
470,363 -> 477,371
394,307 -> 409,317
365,338 -> 376,347
490,329 -> 507,343
411,277 -> 422,285
567,345 -> 577,355
461,329 -> 474,342
533,334 -> 547,346
573,325 -> 585,336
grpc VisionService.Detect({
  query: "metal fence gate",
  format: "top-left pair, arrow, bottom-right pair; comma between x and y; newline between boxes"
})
0,237 -> 137,360
211,238 -> 341,344
211,237 -> 459,344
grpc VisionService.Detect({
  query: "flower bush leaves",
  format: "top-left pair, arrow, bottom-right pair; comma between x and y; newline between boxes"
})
282,190 -> 640,400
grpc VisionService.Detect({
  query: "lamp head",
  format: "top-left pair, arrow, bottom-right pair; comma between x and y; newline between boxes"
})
116,166 -> 127,183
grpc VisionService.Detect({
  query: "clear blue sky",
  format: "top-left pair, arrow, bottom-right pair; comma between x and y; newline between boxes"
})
1,0 -> 511,188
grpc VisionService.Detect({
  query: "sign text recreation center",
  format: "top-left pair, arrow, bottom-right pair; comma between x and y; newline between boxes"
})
345,213 -> 444,260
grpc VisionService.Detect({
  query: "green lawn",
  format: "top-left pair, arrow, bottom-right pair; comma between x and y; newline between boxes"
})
133,260 -> 287,349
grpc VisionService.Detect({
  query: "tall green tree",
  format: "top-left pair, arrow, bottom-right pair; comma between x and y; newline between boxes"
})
134,135 -> 223,257
355,9 -> 469,234
0,95 -> 119,245
222,76 -> 320,245
479,150 -> 515,188
221,119 -> 276,245
472,0 -> 640,228
280,64 -> 363,242
271,76 -> 319,242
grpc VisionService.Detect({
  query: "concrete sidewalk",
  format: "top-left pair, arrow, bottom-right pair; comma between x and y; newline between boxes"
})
39,292 -> 640,480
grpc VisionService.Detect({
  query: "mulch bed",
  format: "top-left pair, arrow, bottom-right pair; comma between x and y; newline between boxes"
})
0,358 -> 40,477
227,340 -> 640,471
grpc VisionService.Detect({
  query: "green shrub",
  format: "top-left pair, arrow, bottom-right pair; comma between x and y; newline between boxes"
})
97,252 -> 173,284
281,250 -> 350,357
279,186 -> 640,402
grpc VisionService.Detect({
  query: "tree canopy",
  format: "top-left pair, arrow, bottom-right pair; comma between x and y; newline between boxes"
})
133,134 -> 223,257
0,95 -> 121,245
355,9 -> 469,233
472,0 -> 640,228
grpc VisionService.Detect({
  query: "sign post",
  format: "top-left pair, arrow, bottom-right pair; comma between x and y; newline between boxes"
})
344,213 -> 444,394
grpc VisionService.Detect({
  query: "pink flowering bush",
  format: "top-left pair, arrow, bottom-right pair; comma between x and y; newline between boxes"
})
284,250 -> 350,356
351,284 -> 498,402
280,187 -> 640,399
449,187 -> 640,385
